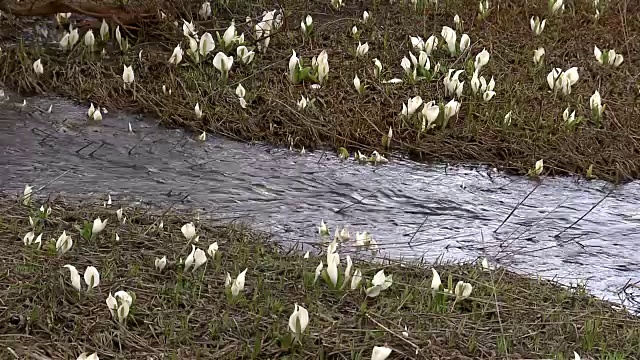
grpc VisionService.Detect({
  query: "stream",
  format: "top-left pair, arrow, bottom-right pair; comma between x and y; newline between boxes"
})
1,89 -> 639,306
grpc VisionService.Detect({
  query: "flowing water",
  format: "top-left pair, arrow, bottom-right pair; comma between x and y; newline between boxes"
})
2,89 -> 640,305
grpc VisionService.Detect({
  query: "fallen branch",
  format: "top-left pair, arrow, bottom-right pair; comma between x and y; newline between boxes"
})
0,0 -> 158,27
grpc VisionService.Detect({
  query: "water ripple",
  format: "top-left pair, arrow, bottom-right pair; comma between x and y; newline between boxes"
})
1,91 -> 640,302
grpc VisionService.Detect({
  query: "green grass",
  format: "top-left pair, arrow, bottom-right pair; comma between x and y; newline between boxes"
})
1,194 -> 639,359
1,0 -> 639,182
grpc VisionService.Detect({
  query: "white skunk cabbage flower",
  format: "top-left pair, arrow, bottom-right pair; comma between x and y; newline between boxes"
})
207,242 -> 219,258
63,264 -> 81,291
237,46 -> 255,64
314,261 -> 323,283
199,32 -> 215,57
356,42 -> 369,57
107,290 -> 133,323
169,44 -> 184,65
288,303 -> 309,336
431,268 -> 442,290
33,59 -> 44,75
76,352 -> 99,360
530,16 -> 546,36
84,29 -> 95,51
155,256 -> 167,271
184,245 -> 207,272
366,270 -> 393,297
474,48 -> 490,71
533,47 -> 545,65
122,65 -> 134,84
212,52 -> 234,76
92,217 -> 107,235
454,281 -> 473,300
181,222 -> 196,241
56,230 -> 73,254
371,346 -> 392,360
100,19 -> 109,41
318,219 -> 329,236
231,268 -> 248,297
199,1 -> 212,19
84,266 -> 100,289
23,184 -> 33,205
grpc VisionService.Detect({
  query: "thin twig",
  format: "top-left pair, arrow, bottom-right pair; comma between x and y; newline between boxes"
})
366,313 -> 421,355
494,182 -> 540,233
553,187 -> 614,239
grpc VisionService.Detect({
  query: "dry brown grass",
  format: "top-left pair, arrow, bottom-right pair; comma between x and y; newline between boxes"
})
0,0 -> 639,182
1,194 -> 639,359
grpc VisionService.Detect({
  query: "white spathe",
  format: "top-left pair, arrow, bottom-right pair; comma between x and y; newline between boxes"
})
231,268 -> 248,297
155,256 -> 167,271
181,222 -> 197,240
56,230 -> 73,254
122,65 -> 135,84
84,266 -> 100,289
92,217 -> 107,235
288,303 -> 310,335
33,59 -> 44,75
63,264 -> 82,291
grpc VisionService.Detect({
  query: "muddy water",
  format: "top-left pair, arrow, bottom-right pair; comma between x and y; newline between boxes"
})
1,90 -> 639,304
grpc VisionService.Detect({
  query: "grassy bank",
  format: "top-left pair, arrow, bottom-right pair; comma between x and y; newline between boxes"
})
0,193 -> 639,359
1,0 -> 639,182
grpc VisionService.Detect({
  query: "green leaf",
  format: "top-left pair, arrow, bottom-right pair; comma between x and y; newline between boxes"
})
298,66 -> 313,82
279,332 -> 292,349
80,221 -> 92,240
338,147 -> 349,159
586,164 -> 594,179
252,332 -> 262,359
321,269 -> 332,288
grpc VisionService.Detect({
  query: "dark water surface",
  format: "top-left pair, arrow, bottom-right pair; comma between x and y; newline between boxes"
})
1,90 -> 639,304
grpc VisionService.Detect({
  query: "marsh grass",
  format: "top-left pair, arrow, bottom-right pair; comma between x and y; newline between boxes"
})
1,194 -> 639,359
1,0 -> 639,182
